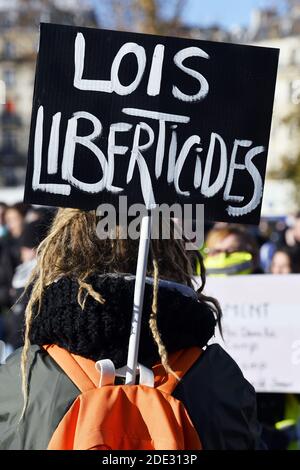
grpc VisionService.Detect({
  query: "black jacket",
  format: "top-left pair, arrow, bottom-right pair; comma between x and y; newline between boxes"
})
0,274 -> 264,450
0,237 -> 16,309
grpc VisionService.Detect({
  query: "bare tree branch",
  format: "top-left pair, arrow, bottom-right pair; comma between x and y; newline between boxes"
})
97,0 -> 188,35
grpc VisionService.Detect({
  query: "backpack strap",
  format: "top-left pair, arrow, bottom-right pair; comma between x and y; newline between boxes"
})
43,344 -> 99,393
44,344 -> 201,394
153,347 -> 202,395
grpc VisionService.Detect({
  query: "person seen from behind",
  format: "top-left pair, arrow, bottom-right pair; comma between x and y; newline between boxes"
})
0,209 -> 264,449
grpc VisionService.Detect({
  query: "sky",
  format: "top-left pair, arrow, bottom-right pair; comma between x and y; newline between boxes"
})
177,0 -> 282,29
93,0 -> 285,31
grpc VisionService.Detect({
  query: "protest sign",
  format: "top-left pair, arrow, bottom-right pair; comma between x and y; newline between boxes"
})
24,23 -> 278,224
199,274 -> 300,393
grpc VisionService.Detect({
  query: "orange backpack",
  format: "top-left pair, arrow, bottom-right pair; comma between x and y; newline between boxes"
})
44,344 -> 202,450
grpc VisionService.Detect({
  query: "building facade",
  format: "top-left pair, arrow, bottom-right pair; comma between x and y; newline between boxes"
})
246,4 -> 300,174
0,0 -> 97,188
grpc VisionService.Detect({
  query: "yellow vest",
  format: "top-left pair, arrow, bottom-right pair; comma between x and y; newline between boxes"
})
197,251 -> 253,276
276,395 -> 300,450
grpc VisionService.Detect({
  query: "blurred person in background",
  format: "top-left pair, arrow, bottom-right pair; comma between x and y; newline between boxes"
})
4,217 -> 50,351
3,203 -> 29,270
0,202 -> 9,341
0,203 -> 29,340
0,204 -> 55,344
284,212 -> 300,252
0,203 -> 8,239
5,203 -> 28,239
25,206 -> 55,226
258,219 -> 278,273
199,225 -> 261,276
270,247 -> 300,274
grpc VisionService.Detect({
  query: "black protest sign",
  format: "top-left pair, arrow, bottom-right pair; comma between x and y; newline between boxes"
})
24,23 -> 279,224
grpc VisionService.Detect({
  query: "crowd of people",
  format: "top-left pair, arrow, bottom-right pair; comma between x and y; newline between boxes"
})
202,214 -> 300,276
200,216 -> 300,450
0,202 -> 54,351
0,202 -> 300,449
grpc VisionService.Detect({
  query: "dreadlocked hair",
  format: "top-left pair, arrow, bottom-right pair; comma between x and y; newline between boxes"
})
20,208 -> 106,418
20,208 -> 221,418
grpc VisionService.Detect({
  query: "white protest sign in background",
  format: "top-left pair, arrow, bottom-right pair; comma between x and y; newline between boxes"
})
196,274 -> 300,393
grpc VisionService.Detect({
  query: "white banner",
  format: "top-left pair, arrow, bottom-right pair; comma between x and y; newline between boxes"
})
197,274 -> 300,393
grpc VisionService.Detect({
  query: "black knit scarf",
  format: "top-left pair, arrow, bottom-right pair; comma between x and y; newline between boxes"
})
30,274 -> 216,367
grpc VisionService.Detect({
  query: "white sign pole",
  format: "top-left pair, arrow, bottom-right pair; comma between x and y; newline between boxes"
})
125,213 -> 152,384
